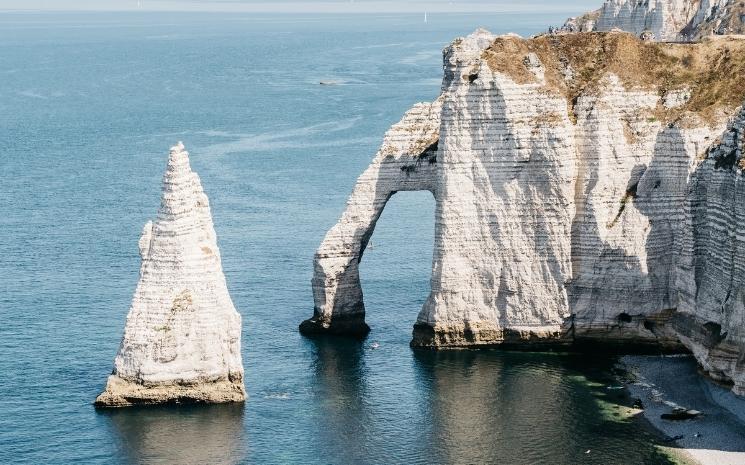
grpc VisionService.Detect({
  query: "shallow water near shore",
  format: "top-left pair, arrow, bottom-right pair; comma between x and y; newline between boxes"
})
1,9 -> 686,464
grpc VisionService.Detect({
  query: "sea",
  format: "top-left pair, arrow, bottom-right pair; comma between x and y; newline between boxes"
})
0,8 -> 683,464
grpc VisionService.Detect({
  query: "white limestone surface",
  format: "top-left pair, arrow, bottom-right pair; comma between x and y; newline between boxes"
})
675,107 -> 745,395
96,142 -> 245,407
304,30 -> 745,396
301,99 -> 442,336
414,33 -> 729,348
564,0 -> 745,41
415,30 -> 578,347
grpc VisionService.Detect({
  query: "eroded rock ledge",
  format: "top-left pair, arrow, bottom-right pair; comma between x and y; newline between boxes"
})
96,143 -> 245,407
303,30 -> 745,395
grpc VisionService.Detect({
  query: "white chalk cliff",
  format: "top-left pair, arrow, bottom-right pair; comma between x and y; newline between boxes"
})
301,99 -> 441,335
675,107 -> 745,395
563,0 -> 745,41
302,30 -> 745,395
96,142 -> 245,406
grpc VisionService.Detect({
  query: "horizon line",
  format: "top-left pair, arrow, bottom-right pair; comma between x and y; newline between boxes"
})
0,1 -> 596,15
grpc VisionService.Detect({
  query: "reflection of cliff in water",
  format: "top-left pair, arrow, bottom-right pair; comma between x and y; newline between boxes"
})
100,403 -> 246,464
412,350 -> 677,465
306,337 -> 371,464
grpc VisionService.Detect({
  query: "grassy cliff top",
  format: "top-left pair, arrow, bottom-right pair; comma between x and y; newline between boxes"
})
481,32 -> 745,125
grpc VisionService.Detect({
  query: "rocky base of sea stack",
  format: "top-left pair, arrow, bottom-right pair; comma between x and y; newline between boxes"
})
94,375 -> 246,408
410,323 -> 570,349
299,313 -> 371,338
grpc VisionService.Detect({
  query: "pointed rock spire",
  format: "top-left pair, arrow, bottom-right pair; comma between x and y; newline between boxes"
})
96,143 -> 245,407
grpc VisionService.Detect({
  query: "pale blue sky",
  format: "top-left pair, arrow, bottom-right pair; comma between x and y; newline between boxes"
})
0,0 -> 600,13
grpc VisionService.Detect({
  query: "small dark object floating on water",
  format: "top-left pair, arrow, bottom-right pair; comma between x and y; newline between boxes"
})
661,407 -> 702,421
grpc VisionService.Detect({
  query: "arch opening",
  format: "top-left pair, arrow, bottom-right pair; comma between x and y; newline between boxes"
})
358,191 -> 436,341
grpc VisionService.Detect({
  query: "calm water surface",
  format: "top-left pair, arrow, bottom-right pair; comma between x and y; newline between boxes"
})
1,10 -> 679,464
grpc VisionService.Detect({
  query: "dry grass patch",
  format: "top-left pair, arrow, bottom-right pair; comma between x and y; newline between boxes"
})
481,32 -> 745,125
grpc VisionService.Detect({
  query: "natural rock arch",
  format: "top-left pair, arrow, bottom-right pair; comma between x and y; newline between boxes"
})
299,99 -> 442,336
300,28 -> 745,396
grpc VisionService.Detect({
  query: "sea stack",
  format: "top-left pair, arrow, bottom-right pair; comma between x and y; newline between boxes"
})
96,142 -> 245,407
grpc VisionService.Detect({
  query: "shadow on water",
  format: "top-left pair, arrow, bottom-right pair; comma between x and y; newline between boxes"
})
98,402 -> 246,465
412,350 -> 681,465
305,336 -> 372,464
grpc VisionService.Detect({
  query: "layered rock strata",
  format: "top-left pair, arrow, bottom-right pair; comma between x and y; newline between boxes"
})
304,30 -> 745,394
674,107 -> 745,395
562,0 -> 745,41
96,142 -> 245,407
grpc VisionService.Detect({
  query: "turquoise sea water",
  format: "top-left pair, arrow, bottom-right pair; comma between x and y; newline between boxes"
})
1,10 -> 681,464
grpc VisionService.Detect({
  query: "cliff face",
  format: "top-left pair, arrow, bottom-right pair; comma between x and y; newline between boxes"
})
416,32 -> 745,350
302,31 -> 745,395
96,143 -> 245,407
563,0 -> 745,41
675,107 -> 745,395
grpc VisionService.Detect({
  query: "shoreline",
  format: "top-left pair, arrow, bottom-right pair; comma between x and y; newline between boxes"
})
619,354 -> 745,465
